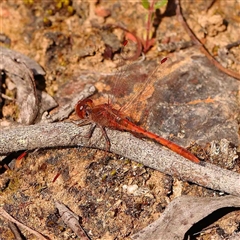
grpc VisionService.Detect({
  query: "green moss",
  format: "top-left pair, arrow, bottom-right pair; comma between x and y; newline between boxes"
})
67,6 -> 74,15
23,0 -> 34,5
55,0 -> 73,10
8,178 -> 20,192
63,0 -> 70,7
43,17 -> 52,27
56,1 -> 63,9
124,159 -> 131,164
137,163 -> 144,167
46,9 -> 53,16
110,169 -> 117,176
102,174 -> 108,181
43,17 -> 50,23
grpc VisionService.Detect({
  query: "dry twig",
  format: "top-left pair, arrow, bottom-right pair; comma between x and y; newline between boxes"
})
175,0 -> 240,80
55,202 -> 90,240
44,84 -> 96,123
0,207 -> 49,240
8,222 -> 23,240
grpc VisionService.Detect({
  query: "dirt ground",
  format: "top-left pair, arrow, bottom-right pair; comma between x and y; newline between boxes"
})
1,0 -> 240,239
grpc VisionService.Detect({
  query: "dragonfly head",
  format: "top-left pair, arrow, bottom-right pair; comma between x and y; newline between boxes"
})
75,98 -> 93,119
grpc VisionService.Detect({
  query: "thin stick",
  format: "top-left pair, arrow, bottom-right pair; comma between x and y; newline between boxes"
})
8,222 -> 23,240
0,207 -> 49,240
55,202 -> 91,240
175,0 -> 240,80
44,84 -> 96,123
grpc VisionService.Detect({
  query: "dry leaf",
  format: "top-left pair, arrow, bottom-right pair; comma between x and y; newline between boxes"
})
0,47 -> 57,124
0,46 -> 45,75
131,195 -> 240,240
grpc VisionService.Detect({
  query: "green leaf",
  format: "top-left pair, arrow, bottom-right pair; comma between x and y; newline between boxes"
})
142,0 -> 150,9
154,0 -> 168,9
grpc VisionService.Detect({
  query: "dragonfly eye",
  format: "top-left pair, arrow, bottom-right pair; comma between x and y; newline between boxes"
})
75,99 -> 93,119
84,109 -> 90,118
80,104 -> 92,119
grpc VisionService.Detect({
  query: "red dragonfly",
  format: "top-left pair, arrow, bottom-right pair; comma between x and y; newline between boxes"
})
75,48 -> 200,164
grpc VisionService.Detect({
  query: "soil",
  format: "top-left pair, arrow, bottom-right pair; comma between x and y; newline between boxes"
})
0,0 -> 240,239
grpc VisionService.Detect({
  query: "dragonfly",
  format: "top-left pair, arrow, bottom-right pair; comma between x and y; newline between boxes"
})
75,44 -> 200,164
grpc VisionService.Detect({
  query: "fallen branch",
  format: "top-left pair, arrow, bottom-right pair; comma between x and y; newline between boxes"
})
0,207 -> 49,240
0,122 -> 240,196
55,202 -> 90,240
8,222 -> 23,240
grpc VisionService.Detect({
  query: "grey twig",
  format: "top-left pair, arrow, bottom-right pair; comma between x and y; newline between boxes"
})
0,122 -> 240,196
44,84 -> 96,123
55,202 -> 90,240
0,207 -> 49,240
8,222 -> 23,240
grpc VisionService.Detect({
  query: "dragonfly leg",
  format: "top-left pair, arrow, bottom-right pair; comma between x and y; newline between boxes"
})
82,124 -> 110,159
85,124 -> 98,147
86,123 -> 97,139
72,119 -> 92,127
71,120 -> 95,142
73,120 -> 111,156
98,126 -> 111,152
